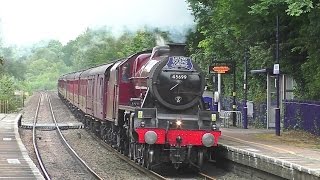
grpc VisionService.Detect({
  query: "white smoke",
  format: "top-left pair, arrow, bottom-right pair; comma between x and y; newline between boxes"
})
155,34 -> 167,46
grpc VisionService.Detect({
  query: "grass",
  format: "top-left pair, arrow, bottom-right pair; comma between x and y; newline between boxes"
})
254,130 -> 320,149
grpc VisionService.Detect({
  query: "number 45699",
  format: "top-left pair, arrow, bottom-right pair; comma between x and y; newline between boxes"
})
171,74 -> 188,80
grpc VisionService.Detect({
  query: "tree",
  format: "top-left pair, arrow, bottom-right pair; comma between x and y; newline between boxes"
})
249,0 -> 314,16
186,0 -> 320,100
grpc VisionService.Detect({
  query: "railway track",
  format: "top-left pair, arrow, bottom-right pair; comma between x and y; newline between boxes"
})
30,91 -> 217,179
88,128 -> 216,180
32,92 -> 102,180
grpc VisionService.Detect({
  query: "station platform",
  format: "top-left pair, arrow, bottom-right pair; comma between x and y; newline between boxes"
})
0,113 -> 44,179
218,127 -> 320,179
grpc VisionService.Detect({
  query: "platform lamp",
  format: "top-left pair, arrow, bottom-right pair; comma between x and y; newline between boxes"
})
243,50 -> 248,129
275,14 -> 281,136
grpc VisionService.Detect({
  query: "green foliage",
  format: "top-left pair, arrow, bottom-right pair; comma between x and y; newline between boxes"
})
249,0 -> 314,16
66,27 -> 170,71
0,26 -> 172,93
0,75 -> 14,100
186,0 -> 320,101
25,58 -> 71,91
186,0 -> 268,102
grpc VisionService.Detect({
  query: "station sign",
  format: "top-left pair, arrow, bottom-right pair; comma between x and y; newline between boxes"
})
209,61 -> 234,74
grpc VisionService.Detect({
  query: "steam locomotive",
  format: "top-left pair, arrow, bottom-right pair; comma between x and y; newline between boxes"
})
58,44 -> 221,170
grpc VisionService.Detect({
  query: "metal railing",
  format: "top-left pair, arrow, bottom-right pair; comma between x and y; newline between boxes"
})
220,110 -> 242,128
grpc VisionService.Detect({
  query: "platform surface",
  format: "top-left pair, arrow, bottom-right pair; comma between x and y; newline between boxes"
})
220,127 -> 320,178
0,113 -> 44,179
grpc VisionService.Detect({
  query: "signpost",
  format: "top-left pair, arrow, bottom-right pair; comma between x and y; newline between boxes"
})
209,61 -> 234,74
209,61 -> 237,126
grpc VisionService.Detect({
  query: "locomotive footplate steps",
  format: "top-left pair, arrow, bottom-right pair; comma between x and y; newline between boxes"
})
20,122 -> 84,130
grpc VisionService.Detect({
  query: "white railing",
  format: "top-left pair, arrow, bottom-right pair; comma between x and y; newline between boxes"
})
220,110 -> 242,128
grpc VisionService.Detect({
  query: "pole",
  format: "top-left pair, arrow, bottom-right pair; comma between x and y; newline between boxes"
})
243,50 -> 248,129
275,14 -> 281,136
218,73 -> 221,112
213,74 -> 218,111
232,61 -> 237,126
22,92 -> 25,107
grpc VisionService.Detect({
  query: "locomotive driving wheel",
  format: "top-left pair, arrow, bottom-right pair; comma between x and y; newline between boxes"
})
100,123 -> 107,141
197,148 -> 204,169
142,145 -> 153,170
129,139 -> 135,160
123,135 -> 129,156
134,143 -> 144,165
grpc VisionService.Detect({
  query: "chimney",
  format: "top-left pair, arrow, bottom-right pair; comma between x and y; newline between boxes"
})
168,43 -> 186,56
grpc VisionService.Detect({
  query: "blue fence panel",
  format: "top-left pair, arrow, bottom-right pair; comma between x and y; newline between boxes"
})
220,96 -> 267,127
218,97 -> 320,135
283,102 -> 297,129
284,100 -> 320,136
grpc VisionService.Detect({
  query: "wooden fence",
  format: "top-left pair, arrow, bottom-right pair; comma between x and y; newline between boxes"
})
0,100 -> 9,113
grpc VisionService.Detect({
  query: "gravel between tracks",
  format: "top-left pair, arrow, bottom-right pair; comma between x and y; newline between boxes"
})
19,91 -> 150,180
19,91 -> 244,180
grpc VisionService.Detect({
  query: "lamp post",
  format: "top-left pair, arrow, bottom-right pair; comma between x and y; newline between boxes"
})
243,50 -> 248,129
275,14 -> 281,136
232,61 -> 237,127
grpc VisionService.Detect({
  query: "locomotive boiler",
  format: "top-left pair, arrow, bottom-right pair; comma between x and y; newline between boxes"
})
58,44 -> 221,170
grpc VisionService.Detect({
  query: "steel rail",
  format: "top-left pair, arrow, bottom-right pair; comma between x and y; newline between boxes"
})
89,126 -> 218,180
199,172 -> 217,180
89,132 -> 166,180
47,93 -> 103,180
32,92 -> 51,180
56,90 -> 217,180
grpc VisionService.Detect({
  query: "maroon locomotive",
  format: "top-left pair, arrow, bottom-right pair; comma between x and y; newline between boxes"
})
58,44 -> 221,169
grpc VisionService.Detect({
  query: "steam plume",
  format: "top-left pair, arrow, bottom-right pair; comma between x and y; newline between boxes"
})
155,34 -> 167,46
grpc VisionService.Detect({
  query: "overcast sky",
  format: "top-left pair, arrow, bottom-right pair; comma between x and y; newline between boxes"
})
0,0 -> 194,46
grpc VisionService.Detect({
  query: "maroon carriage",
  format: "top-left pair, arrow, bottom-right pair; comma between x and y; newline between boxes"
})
58,74 -> 67,98
65,73 -> 78,105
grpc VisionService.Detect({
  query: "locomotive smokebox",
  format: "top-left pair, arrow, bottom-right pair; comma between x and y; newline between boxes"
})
168,43 -> 186,56
147,43 -> 205,111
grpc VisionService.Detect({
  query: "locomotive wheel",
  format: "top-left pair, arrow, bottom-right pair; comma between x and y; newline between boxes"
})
133,143 -> 138,162
143,145 -> 153,170
87,118 -> 91,130
120,130 -> 129,156
116,132 -> 121,152
106,128 -> 112,144
91,120 -> 95,133
123,139 -> 129,156
129,140 -> 135,160
100,124 -> 106,140
139,145 -> 145,166
197,149 -> 204,169
142,146 -> 147,168
135,144 -> 144,165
